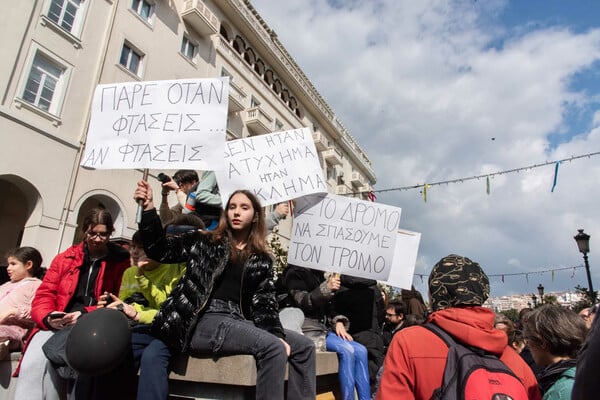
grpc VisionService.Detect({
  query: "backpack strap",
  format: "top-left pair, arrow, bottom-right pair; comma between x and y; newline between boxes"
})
422,322 -> 456,348
424,323 -> 493,356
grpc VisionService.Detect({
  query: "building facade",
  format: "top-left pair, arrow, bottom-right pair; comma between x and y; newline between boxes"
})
0,0 -> 376,266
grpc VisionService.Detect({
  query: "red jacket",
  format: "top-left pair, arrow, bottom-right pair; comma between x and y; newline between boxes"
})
376,306 -> 541,400
15,241 -> 129,376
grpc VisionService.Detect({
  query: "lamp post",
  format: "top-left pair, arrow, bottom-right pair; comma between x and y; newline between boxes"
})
574,229 -> 595,303
537,284 -> 545,305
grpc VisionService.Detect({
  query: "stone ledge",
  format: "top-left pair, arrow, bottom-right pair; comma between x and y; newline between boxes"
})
169,351 -> 339,385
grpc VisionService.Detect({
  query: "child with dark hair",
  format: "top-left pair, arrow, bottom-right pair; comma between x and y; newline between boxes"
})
0,247 -> 44,356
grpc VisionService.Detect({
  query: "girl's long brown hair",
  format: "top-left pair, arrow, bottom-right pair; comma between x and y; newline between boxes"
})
210,190 -> 270,261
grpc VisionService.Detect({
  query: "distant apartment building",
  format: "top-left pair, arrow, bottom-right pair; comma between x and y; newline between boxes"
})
484,291 -> 585,311
0,0 -> 376,265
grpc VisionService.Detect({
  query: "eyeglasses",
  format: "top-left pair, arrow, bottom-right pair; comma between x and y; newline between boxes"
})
86,231 -> 110,240
386,313 -> 397,317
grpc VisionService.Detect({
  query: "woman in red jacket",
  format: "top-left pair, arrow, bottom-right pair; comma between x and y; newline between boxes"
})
14,208 -> 130,400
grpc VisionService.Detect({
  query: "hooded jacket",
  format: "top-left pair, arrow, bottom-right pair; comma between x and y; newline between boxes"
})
15,241 -> 130,376
376,306 -> 541,400
140,209 -> 283,353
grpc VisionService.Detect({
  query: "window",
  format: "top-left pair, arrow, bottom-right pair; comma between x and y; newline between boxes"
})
275,119 -> 283,131
131,0 -> 153,22
250,96 -> 261,108
221,67 -> 233,80
119,43 -> 143,75
180,36 -> 197,61
47,0 -> 85,35
22,52 -> 66,114
326,163 -> 336,181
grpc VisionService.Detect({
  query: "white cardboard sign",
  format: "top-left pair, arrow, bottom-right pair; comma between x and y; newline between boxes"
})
215,128 -> 327,207
81,78 -> 229,170
288,193 -> 402,281
383,229 -> 421,289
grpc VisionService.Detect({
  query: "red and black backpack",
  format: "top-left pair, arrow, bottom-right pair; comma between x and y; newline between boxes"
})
424,323 -> 529,400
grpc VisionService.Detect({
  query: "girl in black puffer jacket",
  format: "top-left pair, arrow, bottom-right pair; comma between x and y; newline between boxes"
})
134,181 -> 316,400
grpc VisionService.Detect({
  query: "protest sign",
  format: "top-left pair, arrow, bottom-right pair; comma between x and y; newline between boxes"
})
81,78 -> 229,170
288,193 -> 401,281
383,229 -> 421,289
215,128 -> 327,207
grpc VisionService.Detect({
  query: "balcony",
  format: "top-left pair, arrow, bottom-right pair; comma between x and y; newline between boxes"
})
226,128 -> 240,140
244,106 -> 273,136
228,81 -> 246,113
336,185 -> 350,195
322,147 -> 343,166
312,130 -> 328,151
350,171 -> 365,187
181,0 -> 219,36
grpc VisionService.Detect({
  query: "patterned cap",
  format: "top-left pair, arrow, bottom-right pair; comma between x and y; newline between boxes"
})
429,254 -> 490,311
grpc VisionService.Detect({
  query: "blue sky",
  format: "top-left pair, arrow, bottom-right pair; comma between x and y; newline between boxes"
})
251,0 -> 600,299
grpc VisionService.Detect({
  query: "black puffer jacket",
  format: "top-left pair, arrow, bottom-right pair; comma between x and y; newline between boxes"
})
139,210 -> 284,353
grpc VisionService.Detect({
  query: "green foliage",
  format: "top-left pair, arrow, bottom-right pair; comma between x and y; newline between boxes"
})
268,233 -> 288,277
572,285 -> 594,313
499,309 -> 519,324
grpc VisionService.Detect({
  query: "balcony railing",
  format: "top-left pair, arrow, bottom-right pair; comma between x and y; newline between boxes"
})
312,130 -> 328,151
244,106 -> 273,136
322,147 -> 343,165
350,171 -> 366,187
181,0 -> 218,36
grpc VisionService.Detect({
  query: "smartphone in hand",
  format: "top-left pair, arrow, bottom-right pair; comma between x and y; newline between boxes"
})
49,312 -> 66,319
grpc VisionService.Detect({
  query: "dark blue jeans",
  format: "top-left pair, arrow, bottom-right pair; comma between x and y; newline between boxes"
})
131,326 -> 171,400
190,299 -> 316,400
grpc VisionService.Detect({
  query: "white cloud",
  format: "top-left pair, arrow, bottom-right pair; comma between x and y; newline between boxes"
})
252,0 -> 600,298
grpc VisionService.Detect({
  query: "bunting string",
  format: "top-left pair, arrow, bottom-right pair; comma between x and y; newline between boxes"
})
414,265 -> 583,282
348,151 -> 600,197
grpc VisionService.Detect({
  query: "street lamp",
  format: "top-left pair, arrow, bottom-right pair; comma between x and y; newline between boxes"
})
574,229 -> 595,303
537,284 -> 545,305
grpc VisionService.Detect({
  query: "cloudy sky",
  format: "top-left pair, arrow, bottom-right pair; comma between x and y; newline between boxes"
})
251,0 -> 600,298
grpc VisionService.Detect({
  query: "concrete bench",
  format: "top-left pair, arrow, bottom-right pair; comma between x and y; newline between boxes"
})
0,351 -> 339,400
168,351 -> 339,399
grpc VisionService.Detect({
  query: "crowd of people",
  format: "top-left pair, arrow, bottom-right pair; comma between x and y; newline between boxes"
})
2,169 -> 600,400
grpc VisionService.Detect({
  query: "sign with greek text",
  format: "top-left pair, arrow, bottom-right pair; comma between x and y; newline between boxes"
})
384,229 -> 421,289
215,128 -> 327,207
288,193 -> 402,281
81,78 -> 229,169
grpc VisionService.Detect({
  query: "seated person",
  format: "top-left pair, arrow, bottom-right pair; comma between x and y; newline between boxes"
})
134,182 -> 317,400
182,170 -> 222,229
280,265 -> 371,400
333,274 -> 386,392
14,208 -> 130,400
159,169 -> 199,223
93,230 -> 187,400
0,247 -> 44,357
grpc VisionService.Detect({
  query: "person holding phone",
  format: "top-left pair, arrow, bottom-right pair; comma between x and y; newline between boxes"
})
14,208 -> 130,400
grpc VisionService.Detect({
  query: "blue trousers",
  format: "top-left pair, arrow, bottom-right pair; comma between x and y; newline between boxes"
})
190,299 -> 316,400
326,332 -> 371,400
131,327 -> 171,400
